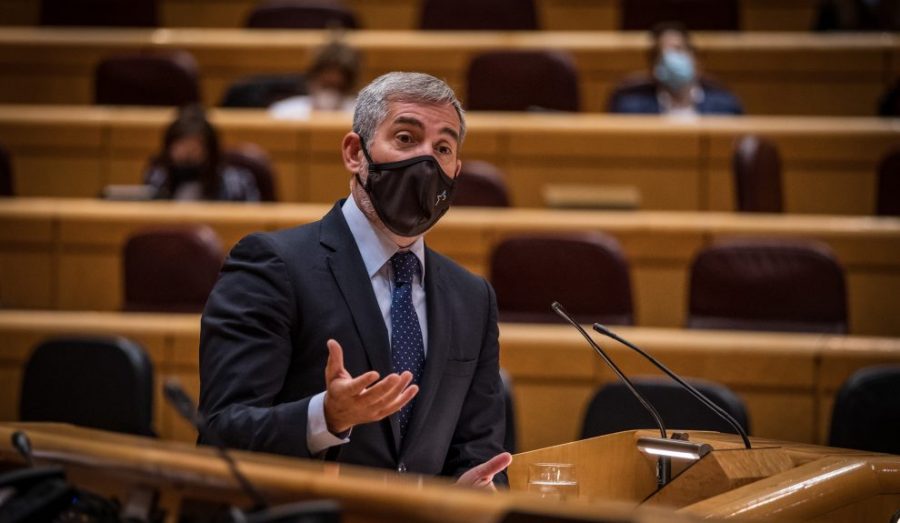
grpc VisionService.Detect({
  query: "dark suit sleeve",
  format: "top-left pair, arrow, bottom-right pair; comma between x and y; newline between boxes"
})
198,233 -> 313,458
442,278 -> 508,484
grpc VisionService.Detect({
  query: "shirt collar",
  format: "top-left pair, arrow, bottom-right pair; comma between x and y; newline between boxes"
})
341,195 -> 426,281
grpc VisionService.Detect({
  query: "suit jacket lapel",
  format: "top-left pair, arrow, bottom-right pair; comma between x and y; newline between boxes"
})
320,202 -> 402,452
401,247 -> 452,454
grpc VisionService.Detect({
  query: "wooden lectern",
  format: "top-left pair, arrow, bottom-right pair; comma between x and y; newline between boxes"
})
509,429 -> 900,522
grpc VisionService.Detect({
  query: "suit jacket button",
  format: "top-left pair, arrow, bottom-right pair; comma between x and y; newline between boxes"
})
397,462 -> 407,473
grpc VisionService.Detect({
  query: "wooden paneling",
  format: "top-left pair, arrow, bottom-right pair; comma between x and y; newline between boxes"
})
0,29 -> 894,115
2,198 -> 898,335
1,107 -> 898,216
1,312 -> 897,454
1,0 -> 820,31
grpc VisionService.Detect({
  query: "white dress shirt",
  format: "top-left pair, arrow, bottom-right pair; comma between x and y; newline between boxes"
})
306,195 -> 428,454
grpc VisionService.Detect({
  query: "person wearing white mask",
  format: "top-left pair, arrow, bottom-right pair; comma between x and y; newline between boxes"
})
269,41 -> 361,120
608,22 -> 744,116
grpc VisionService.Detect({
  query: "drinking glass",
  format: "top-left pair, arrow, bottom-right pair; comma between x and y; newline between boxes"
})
527,462 -> 578,500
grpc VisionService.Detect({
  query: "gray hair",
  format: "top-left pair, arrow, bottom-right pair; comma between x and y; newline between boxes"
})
352,72 -> 466,146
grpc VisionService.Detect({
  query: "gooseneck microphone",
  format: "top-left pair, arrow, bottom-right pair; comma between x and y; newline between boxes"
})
11,431 -> 35,467
163,379 -> 269,511
551,302 -> 667,440
592,323 -> 752,449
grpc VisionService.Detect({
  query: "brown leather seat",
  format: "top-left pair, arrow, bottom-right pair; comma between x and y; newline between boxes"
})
733,135 -> 783,213
489,233 -> 634,324
452,160 -> 511,207
620,0 -> 740,30
0,144 -> 12,197
466,51 -> 580,112
40,0 -> 157,27
688,239 -> 849,334
123,225 -> 224,313
419,0 -> 538,30
876,146 -> 900,216
224,143 -> 279,202
245,0 -> 359,29
94,51 -> 201,106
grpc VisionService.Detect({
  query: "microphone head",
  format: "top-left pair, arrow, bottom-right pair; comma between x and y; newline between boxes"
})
592,323 -> 613,336
550,301 -> 566,315
11,431 -> 33,463
163,378 -> 198,422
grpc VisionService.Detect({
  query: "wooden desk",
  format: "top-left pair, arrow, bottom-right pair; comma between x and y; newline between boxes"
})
1,198 -> 898,335
0,423 -> 700,523
0,0 -> 820,31
0,28 -> 895,115
1,310 -> 898,452
1,106 -> 897,215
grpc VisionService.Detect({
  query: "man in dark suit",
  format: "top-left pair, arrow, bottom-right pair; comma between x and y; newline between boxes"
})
608,22 -> 744,116
199,72 -> 511,487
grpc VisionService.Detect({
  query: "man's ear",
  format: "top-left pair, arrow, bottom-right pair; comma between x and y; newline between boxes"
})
453,158 -> 462,179
342,132 -> 362,173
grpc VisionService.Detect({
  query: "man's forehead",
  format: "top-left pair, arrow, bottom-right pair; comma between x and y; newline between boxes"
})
382,101 -> 461,136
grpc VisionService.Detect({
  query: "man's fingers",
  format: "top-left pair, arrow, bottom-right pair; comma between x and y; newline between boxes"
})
325,339 -> 345,381
457,452 -> 513,487
373,383 -> 419,417
474,452 -> 513,479
343,370 -> 381,396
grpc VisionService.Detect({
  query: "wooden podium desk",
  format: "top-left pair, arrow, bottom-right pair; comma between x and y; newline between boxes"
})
0,28 -> 895,115
508,429 -> 900,522
1,310 -> 898,453
1,198 -> 898,335
1,106 -> 898,214
0,423 -> 699,523
0,0 -> 820,32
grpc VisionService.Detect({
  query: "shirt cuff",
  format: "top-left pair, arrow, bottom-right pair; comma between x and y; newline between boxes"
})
307,391 -> 351,456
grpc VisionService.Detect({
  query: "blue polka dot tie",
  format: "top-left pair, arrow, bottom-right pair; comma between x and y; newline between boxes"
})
389,251 -> 426,438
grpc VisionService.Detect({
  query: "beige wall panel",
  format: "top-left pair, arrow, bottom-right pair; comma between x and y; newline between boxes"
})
631,266 -> 686,328
57,252 -> 121,310
0,251 -> 54,309
514,381 -> 595,452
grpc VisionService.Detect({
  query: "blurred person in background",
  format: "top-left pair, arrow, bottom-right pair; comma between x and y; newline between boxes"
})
145,104 -> 260,201
608,22 -> 743,116
269,40 -> 362,119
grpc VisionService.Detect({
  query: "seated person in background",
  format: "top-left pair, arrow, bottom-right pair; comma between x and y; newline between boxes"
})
608,22 -> 743,116
269,40 -> 361,119
145,104 -> 260,201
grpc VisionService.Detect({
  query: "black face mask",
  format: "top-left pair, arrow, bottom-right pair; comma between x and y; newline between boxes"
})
356,137 -> 456,237
169,163 -> 202,185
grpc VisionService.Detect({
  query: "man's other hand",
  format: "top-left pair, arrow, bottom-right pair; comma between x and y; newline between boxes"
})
457,452 -> 514,490
323,338 -> 419,434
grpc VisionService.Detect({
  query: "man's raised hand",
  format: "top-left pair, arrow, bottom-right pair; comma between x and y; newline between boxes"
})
323,339 -> 419,435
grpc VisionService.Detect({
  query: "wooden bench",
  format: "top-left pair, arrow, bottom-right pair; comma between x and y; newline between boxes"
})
1,310 -> 897,451
1,198 -> 898,336
0,106 -> 896,214
0,28 -> 894,115
0,0 -> 821,31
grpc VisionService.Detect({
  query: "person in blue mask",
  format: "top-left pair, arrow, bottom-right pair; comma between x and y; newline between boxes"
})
608,22 -> 744,116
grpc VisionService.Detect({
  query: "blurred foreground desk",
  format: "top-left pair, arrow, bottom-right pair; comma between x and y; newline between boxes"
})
1,423 -> 896,523
1,198 -> 898,335
0,423 -> 696,523
1,310 -> 898,451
